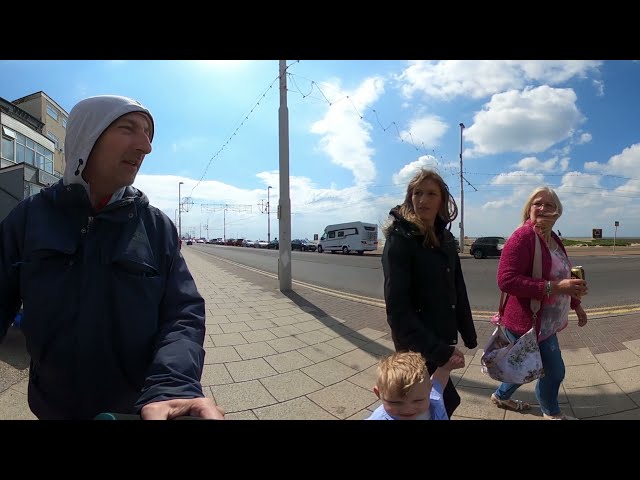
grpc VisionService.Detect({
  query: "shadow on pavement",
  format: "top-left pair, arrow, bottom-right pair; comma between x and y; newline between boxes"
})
0,326 -> 30,371
282,289 -> 395,357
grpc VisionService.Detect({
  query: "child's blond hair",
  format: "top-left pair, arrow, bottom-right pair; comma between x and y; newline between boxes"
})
376,351 -> 428,398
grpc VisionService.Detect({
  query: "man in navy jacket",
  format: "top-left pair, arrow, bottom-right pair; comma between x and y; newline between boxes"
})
0,95 -> 223,420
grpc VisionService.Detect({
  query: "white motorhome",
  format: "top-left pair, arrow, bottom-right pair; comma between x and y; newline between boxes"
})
317,221 -> 378,255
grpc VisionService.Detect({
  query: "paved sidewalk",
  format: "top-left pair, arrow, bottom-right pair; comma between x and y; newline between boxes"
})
2,247 -> 640,420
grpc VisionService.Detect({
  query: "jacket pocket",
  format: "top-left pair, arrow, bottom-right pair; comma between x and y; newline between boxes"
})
110,258 -> 163,307
112,258 -> 159,277
108,258 -> 164,388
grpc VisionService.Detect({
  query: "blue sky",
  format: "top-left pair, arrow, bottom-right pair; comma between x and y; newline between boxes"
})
2,60 -> 639,240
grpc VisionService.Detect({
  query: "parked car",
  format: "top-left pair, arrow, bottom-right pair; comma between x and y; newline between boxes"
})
186,240 -> 193,246
267,239 -> 279,250
470,236 -> 506,259
291,239 -> 317,252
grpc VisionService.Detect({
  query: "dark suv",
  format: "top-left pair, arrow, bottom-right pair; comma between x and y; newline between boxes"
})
291,239 -> 317,252
470,236 -> 506,259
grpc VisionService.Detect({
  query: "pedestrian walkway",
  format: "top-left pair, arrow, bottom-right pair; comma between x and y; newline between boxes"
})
1,247 -> 639,420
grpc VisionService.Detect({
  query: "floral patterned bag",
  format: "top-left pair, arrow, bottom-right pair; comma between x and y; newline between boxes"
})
481,232 -> 545,384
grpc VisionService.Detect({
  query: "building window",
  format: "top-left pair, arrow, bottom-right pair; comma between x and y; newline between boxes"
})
15,132 -> 35,166
46,104 -> 59,121
62,118 -> 67,128
36,145 -> 54,174
2,135 -> 15,162
2,126 -> 16,139
46,131 -> 60,150
1,127 -> 54,173
24,182 -> 42,198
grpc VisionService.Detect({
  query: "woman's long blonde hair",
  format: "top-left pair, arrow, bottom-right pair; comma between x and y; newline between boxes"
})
386,168 -> 458,248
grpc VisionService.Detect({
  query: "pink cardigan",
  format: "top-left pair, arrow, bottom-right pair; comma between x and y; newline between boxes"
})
497,220 -> 580,336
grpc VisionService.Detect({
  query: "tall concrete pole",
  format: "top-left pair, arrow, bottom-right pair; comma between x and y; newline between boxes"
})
178,181 -> 184,239
268,185 -> 272,242
459,123 -> 465,254
278,60 -> 292,291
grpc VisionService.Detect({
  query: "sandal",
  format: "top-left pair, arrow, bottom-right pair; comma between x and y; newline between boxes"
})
543,413 -> 578,420
491,393 -> 531,412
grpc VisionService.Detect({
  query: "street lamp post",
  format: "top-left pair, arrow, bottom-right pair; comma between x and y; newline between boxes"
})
223,208 -> 227,242
278,59 -> 292,291
178,181 -> 184,239
459,123 -> 465,254
267,185 -> 272,242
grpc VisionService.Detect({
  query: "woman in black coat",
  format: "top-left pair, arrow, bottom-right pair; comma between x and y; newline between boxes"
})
382,169 -> 477,418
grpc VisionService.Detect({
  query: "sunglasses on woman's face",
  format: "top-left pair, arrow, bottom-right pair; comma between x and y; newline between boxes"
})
532,201 -> 556,210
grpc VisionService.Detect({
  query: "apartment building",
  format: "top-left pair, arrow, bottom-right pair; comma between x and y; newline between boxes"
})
12,91 -> 68,177
0,95 -> 59,221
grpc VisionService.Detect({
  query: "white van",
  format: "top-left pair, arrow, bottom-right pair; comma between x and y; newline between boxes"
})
317,221 -> 378,255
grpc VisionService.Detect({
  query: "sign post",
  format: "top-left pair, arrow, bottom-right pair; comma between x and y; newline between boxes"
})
614,221 -> 619,254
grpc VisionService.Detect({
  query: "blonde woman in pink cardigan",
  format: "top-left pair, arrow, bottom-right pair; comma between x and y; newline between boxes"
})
490,186 -> 588,420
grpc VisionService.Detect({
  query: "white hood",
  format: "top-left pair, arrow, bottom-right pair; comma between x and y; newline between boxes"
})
63,95 -> 154,203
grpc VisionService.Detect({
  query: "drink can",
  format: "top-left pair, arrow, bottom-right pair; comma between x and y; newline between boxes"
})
571,266 -> 585,280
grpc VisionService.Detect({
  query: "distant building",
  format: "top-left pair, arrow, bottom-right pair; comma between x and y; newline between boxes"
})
12,91 -> 68,177
1,93 -> 62,221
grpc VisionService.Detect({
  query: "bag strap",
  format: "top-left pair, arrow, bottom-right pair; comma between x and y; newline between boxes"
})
498,291 -> 509,316
530,232 -> 542,322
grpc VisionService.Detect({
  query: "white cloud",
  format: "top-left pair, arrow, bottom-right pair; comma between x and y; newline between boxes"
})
399,115 -> 448,148
482,198 -> 516,210
491,171 -> 545,186
465,86 -> 584,157
398,60 -> 602,101
593,79 -> 605,96
512,156 -> 570,173
482,171 -> 545,210
132,171 -> 401,241
577,145 -> 640,233
577,132 -> 592,144
392,155 -> 440,185
583,143 -> 640,175
310,76 -> 385,186
514,60 -> 602,84
555,172 -> 613,216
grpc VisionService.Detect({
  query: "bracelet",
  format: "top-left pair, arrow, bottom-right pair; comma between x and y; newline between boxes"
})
545,281 -> 551,297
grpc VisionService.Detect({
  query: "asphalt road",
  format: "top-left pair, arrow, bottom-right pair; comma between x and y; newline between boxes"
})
191,244 -> 640,312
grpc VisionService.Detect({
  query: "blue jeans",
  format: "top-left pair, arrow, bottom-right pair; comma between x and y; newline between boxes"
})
493,329 -> 565,416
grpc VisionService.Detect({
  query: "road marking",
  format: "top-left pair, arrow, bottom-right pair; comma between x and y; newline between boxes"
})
195,250 -> 640,319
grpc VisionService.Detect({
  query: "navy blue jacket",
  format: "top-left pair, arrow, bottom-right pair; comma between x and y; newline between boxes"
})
0,181 -> 206,419
382,209 -> 477,367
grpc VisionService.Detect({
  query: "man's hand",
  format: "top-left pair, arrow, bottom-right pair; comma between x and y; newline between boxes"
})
141,397 -> 225,420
